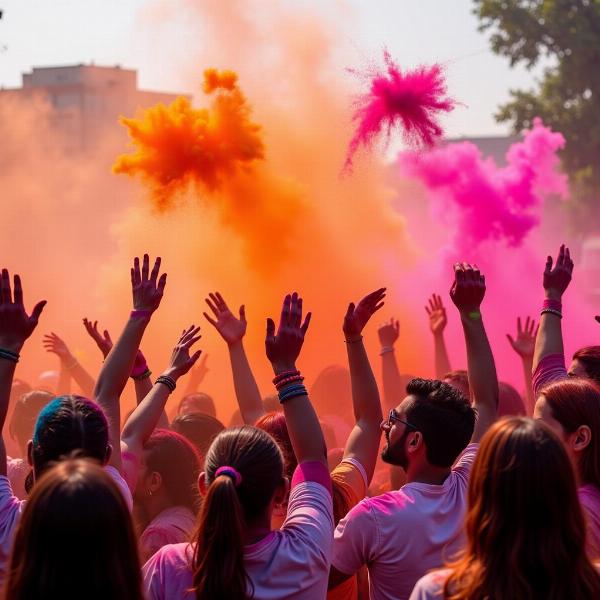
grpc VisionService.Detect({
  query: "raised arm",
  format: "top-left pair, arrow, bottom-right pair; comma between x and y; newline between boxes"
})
182,355 -> 209,396
266,293 -> 326,466
507,316 -> 537,415
43,332 -> 95,397
342,289 -> 385,483
532,245 -> 573,382
425,293 -> 451,378
450,263 -> 498,443
93,255 -> 166,472
0,270 -> 46,476
121,325 -> 202,457
204,292 -> 264,424
377,318 -> 402,409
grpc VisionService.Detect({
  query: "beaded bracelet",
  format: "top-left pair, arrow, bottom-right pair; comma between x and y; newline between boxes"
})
132,368 -> 152,381
0,348 -> 19,363
541,308 -> 562,319
275,375 -> 305,390
156,375 -> 176,392
279,384 -> 308,404
272,370 -> 300,385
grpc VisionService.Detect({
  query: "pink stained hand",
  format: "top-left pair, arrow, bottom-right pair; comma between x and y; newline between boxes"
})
266,292 -> 311,373
544,244 -> 573,301
164,325 -> 203,380
130,254 -> 167,313
507,316 -> 538,359
344,288 -> 386,341
0,269 -> 46,353
425,293 -> 447,335
450,263 -> 486,313
378,317 -> 400,347
203,292 -> 246,346
82,318 -> 113,358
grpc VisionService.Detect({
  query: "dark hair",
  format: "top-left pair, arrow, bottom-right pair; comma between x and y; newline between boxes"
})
541,378 -> 600,488
171,412 -> 225,460
178,393 -> 216,418
144,429 -> 201,514
444,417 -> 600,600
405,378 -> 475,468
192,426 -> 284,600
9,390 -> 54,450
30,395 -> 109,481
573,346 -> 600,385
5,459 -> 143,600
255,411 -> 297,482
498,381 -> 526,417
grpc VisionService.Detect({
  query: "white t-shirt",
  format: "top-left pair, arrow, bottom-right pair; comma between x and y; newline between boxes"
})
0,466 -> 132,585
332,444 -> 478,600
143,462 -> 334,600
409,569 -> 449,599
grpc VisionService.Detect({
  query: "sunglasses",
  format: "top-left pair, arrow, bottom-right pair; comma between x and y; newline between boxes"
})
384,408 -> 417,430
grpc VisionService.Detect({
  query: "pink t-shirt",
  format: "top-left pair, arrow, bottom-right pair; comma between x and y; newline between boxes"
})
409,568 -> 450,600
140,506 -> 197,563
580,484 -> 600,560
532,353 -> 567,397
6,457 -> 28,500
0,466 -> 132,585
143,461 -> 334,600
332,444 -> 478,600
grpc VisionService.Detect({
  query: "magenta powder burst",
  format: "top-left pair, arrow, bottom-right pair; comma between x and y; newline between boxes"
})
344,51 -> 456,170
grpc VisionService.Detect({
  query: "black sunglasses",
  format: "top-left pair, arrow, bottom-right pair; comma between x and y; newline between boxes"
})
386,408 -> 417,430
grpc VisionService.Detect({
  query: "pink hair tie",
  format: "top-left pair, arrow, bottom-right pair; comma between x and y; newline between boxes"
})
215,466 -> 242,487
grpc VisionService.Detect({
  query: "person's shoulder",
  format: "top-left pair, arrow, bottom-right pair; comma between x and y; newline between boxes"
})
145,543 -> 193,569
409,569 -> 451,600
452,443 -> 479,475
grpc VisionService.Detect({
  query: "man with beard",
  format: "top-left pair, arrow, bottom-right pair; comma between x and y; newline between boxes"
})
329,263 -> 498,600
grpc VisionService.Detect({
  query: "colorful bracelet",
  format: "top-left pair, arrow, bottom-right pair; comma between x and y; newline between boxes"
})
273,370 -> 300,385
541,308 -> 562,319
0,348 -> 19,363
132,368 -> 152,381
278,384 -> 308,404
156,375 -> 176,392
543,298 -> 562,312
380,346 -> 394,356
275,375 -> 305,390
467,311 -> 482,321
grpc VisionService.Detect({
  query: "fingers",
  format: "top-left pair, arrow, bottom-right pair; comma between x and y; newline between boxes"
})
150,256 -> 161,283
394,319 -> 400,334
157,273 -> 167,294
142,253 -> 149,281
266,317 -> 276,340
293,294 -> 302,328
13,275 -> 23,307
1,269 -> 12,304
203,311 -> 218,327
189,350 -> 202,365
104,330 -> 112,344
132,257 -> 141,287
30,300 -> 47,323
279,294 -> 291,331
345,302 -> 355,323
517,316 -> 522,334
239,305 -> 246,324
205,296 -> 219,318
545,255 -> 553,274
215,292 -> 229,312
301,311 -> 312,335
506,333 -> 515,348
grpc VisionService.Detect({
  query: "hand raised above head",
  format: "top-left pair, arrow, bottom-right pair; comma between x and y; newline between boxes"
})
83,318 -> 113,358
450,263 -> 486,314
378,317 -> 400,347
344,288 -> 386,342
543,244 -> 573,301
203,292 -> 246,346
425,293 -> 447,335
130,254 -> 167,314
507,316 -> 538,359
163,325 -> 202,380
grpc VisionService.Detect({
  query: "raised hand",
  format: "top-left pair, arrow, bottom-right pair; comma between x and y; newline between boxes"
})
544,244 -> 573,300
507,317 -> 538,359
266,292 -> 311,373
378,318 -> 400,348
43,332 -> 73,361
344,288 -> 386,341
83,318 -> 113,358
425,294 -> 447,335
0,269 -> 46,353
163,325 -> 203,380
450,263 -> 486,314
203,292 -> 246,345
130,254 -> 167,313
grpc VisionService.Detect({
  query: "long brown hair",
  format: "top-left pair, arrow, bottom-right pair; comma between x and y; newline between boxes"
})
191,426 -> 284,600
541,378 -> 600,488
5,458 -> 142,600
443,417 -> 600,600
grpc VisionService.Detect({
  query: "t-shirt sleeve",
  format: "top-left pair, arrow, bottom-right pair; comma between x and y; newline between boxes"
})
104,465 -> 133,512
532,353 -> 568,397
452,443 -> 479,481
330,457 -> 368,511
408,571 -> 447,600
0,476 -> 24,571
332,498 -> 378,576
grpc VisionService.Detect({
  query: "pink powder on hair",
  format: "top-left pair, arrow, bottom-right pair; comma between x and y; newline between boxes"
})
345,51 -> 456,170
398,118 -> 568,255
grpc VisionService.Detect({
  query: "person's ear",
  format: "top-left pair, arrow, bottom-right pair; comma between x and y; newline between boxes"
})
407,431 -> 422,455
198,471 -> 207,495
572,425 -> 592,453
148,471 -> 162,494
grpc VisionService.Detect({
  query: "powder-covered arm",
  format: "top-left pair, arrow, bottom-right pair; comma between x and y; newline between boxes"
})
0,270 -> 46,477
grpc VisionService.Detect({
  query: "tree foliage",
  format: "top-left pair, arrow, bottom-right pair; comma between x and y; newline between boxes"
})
473,0 -> 600,231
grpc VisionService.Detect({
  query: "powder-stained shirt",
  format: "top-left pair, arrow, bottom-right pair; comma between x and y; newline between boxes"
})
140,506 -> 197,563
332,444 -> 478,600
409,569 -> 450,600
143,461 -> 334,600
6,457 -> 28,500
0,466 -> 132,585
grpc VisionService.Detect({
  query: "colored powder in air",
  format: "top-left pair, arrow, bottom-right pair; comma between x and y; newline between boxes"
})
345,51 -> 456,170
113,68 -> 264,206
398,117 -> 568,254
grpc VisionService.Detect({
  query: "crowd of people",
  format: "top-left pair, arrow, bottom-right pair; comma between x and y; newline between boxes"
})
0,245 -> 599,599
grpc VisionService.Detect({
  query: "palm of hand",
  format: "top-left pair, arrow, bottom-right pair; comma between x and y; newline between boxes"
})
217,312 -> 246,344
429,309 -> 447,334
510,333 -> 534,357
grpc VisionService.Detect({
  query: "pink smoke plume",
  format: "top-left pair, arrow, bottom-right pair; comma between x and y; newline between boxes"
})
398,118 -> 568,255
345,51 -> 456,170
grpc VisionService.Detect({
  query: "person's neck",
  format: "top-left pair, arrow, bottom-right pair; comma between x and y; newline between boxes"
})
138,495 -> 172,530
243,514 -> 273,546
404,463 -> 451,486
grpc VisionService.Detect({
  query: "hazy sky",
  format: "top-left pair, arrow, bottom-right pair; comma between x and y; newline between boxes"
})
0,0 -> 542,137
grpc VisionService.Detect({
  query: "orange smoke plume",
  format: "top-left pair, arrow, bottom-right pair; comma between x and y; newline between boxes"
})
113,68 -> 264,203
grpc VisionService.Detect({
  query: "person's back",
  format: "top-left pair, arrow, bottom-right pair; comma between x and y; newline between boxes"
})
5,458 -> 142,600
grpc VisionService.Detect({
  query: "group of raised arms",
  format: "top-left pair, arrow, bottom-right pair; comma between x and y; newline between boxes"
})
0,245 -> 599,600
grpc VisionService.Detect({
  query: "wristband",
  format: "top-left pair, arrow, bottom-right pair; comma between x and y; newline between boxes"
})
130,310 -> 152,319
156,375 -> 176,392
132,368 -> 152,381
467,311 -> 481,321
543,298 -> 562,312
275,375 -> 305,390
541,308 -> 562,319
380,346 -> 394,356
130,350 -> 149,378
278,383 -> 308,404
273,370 -> 300,385
0,348 -> 19,363
344,335 -> 363,344
64,359 -> 79,371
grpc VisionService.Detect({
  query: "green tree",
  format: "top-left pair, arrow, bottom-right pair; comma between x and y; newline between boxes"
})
473,0 -> 600,232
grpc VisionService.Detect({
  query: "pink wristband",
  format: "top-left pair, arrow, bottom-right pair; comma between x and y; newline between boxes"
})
130,350 -> 148,377
130,310 -> 151,319
543,299 -> 562,312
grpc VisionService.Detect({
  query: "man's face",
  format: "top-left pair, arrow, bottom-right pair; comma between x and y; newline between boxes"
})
381,396 -> 415,468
